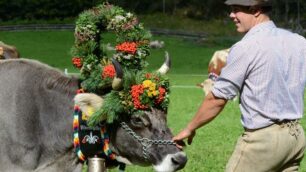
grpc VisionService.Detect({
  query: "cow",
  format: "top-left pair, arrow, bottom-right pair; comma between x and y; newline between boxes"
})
149,40 -> 165,49
0,58 -> 187,172
0,41 -> 20,59
197,48 -> 229,96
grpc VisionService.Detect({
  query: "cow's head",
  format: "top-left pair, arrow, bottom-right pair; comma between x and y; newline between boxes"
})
0,42 -> 20,59
75,54 -> 187,172
111,108 -> 187,172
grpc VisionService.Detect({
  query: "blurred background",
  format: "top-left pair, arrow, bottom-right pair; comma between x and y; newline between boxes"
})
0,0 -> 305,36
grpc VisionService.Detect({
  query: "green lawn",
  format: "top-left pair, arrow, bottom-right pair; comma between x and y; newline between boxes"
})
0,31 -> 234,74
0,30 -> 305,171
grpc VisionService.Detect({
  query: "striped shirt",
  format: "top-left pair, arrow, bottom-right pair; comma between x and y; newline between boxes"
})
212,21 -> 306,129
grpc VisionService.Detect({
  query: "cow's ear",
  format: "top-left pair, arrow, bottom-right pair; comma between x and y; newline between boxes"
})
74,93 -> 104,113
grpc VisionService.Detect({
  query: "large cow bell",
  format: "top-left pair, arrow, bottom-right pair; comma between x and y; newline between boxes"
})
88,157 -> 106,172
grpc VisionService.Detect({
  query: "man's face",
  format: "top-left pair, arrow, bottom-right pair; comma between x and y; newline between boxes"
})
229,5 -> 256,33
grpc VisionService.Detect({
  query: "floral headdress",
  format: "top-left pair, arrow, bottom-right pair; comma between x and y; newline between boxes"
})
71,3 -> 170,125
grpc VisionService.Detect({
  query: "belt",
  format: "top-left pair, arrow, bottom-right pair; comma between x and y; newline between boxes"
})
244,119 -> 300,132
274,119 -> 299,125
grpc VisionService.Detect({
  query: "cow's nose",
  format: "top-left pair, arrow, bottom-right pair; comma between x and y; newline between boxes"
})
171,152 -> 187,171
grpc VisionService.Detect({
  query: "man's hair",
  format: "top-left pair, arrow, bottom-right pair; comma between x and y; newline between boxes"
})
250,5 -> 272,15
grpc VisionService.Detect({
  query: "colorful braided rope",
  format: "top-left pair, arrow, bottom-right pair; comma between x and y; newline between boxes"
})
73,106 -> 86,161
101,127 -> 116,160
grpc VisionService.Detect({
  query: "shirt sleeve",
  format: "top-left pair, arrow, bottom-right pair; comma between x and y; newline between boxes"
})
212,42 -> 252,100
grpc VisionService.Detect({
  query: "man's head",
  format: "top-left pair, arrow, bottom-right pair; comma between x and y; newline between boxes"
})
225,0 -> 272,33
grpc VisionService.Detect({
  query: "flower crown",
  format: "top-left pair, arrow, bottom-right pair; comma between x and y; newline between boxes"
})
71,3 -> 170,125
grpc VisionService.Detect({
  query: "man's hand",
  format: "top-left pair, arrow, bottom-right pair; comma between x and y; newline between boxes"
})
173,128 -> 196,149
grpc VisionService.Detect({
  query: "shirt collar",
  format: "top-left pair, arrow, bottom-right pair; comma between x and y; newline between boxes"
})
242,21 -> 276,40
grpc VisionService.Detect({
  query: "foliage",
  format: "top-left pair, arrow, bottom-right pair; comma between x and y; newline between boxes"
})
71,3 -> 152,92
71,3 -> 170,125
0,0 -> 305,25
88,71 -> 170,125
175,0 -> 228,19
0,0 -> 103,21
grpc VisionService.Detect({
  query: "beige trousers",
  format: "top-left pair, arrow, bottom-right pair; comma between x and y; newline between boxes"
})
226,122 -> 306,172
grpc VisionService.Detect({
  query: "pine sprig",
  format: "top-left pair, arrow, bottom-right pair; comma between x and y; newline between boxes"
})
88,91 -> 125,126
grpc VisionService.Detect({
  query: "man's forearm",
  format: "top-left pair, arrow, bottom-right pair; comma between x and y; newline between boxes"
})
186,92 -> 227,132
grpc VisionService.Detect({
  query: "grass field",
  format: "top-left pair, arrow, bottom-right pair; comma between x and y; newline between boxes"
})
0,30 -> 305,172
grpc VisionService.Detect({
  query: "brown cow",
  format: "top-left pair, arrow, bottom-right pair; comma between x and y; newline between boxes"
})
0,41 -> 20,59
197,48 -> 229,96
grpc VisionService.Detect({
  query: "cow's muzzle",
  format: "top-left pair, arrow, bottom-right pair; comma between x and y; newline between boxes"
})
153,152 -> 187,172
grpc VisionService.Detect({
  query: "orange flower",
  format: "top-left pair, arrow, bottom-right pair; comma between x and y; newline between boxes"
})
76,89 -> 85,94
116,42 -> 137,54
130,82 -> 167,110
145,73 -> 151,79
72,57 -> 82,69
102,65 -> 116,79
130,85 -> 147,109
155,87 -> 166,104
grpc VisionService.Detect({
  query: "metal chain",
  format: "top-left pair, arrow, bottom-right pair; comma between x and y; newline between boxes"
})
120,122 -> 176,160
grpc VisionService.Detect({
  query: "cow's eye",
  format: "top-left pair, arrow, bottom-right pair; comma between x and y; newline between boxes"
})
132,117 -> 143,124
131,116 -> 144,128
131,115 -> 150,128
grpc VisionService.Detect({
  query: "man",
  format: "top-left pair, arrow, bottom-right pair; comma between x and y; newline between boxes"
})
173,0 -> 306,171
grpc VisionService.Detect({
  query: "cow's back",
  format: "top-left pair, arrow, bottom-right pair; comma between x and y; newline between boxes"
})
0,59 -> 81,172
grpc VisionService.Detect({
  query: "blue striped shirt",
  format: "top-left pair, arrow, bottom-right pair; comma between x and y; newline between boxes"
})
212,21 -> 306,129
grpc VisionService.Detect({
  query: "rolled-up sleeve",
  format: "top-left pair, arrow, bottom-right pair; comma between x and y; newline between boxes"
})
212,78 -> 239,100
211,42 -> 252,100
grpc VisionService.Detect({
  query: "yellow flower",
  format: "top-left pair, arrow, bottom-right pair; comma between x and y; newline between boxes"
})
147,90 -> 158,98
82,106 -> 95,121
142,80 -> 153,88
87,106 -> 95,116
149,83 -> 156,91
152,90 -> 158,96
147,91 -> 153,97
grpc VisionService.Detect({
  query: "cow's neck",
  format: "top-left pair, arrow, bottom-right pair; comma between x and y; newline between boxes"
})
38,76 -> 79,156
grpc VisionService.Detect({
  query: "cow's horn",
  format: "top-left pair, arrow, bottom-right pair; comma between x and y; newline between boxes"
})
157,51 -> 171,75
111,58 -> 123,90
